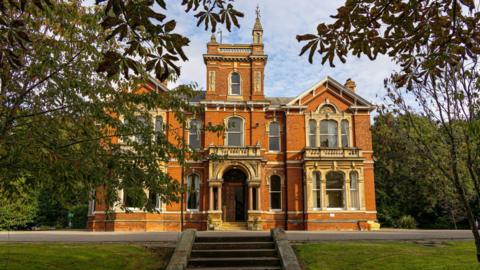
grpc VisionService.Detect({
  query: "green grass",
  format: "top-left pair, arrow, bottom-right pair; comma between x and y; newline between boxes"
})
294,241 -> 480,270
0,243 -> 173,270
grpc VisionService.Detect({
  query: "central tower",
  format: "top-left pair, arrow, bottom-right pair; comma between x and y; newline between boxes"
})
203,10 -> 267,101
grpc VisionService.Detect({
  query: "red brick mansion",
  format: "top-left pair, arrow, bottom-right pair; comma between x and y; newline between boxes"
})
87,14 -> 377,232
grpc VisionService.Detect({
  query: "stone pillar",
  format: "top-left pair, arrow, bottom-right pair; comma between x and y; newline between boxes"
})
217,186 -> 222,211
256,187 -> 261,210
209,186 -> 214,211
345,173 -> 351,210
249,186 -> 253,210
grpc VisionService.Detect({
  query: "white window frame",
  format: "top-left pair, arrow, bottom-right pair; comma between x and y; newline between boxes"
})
269,175 -> 282,211
155,115 -> 164,143
188,119 -> 202,150
341,119 -> 350,148
308,119 -> 317,147
325,171 -> 345,210
229,72 -> 241,95
186,174 -> 200,211
123,188 -> 144,212
88,190 -> 96,216
268,122 -> 281,152
320,120 -> 338,148
312,171 -> 322,210
350,171 -> 360,210
226,116 -> 244,147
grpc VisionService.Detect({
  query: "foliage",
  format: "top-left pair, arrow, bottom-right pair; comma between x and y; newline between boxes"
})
396,215 -> 417,229
0,244 -> 172,270
0,1 -> 234,211
0,184 -> 37,230
294,241 -> 480,270
373,113 -> 465,229
297,0 -> 480,89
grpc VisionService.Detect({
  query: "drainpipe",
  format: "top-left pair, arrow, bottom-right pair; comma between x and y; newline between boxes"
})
180,121 -> 185,232
302,164 -> 306,230
283,110 -> 288,230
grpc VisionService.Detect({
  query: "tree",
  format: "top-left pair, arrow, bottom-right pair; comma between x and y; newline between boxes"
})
0,180 -> 37,230
373,113 -> 465,228
0,1 -> 240,211
297,0 -> 480,261
297,0 -> 480,88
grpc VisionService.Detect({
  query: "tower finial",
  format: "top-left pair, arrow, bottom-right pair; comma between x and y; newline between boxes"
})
256,4 -> 261,19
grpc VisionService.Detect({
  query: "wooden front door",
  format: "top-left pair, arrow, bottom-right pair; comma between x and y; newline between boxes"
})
222,169 -> 247,222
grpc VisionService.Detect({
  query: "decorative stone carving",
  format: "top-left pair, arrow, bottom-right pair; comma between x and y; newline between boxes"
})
208,71 -> 216,92
254,71 -> 262,92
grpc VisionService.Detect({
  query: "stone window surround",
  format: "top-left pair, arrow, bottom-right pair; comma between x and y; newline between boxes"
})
305,102 -> 353,148
266,120 -> 282,152
305,167 -> 365,212
187,118 -> 202,150
228,71 -> 242,96
266,170 -> 285,211
224,115 -> 245,147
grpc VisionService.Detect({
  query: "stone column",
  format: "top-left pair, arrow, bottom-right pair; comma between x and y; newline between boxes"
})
217,186 -> 222,211
209,186 -> 214,211
256,187 -> 261,210
344,172 -> 351,210
248,186 -> 253,210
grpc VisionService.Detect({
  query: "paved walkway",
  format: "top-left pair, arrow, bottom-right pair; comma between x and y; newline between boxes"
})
0,229 -> 474,243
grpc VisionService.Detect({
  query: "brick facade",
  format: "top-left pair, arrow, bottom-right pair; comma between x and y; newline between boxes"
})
88,15 -> 377,232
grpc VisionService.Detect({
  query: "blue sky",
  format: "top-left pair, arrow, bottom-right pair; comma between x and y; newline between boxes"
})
166,1 -> 397,105
85,1 -> 397,105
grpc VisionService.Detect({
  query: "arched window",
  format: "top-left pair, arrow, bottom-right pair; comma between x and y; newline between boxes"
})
269,122 -> 280,151
226,117 -> 243,146
326,171 -> 344,209
189,119 -> 202,150
187,174 -> 200,210
155,116 -> 163,142
270,175 -> 281,210
312,171 -> 321,209
320,120 -> 338,148
341,120 -> 349,148
230,72 -> 241,95
350,171 -> 359,210
308,119 -> 317,147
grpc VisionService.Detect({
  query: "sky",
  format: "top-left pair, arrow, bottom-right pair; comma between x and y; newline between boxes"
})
166,0 -> 398,105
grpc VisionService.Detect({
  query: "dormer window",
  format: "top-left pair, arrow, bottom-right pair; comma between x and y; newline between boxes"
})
230,72 -> 241,95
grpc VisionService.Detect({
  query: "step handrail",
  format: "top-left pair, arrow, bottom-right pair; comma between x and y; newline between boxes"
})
166,229 -> 197,270
271,228 -> 301,270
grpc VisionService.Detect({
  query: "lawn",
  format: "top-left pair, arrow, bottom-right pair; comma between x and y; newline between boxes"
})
0,243 -> 173,270
294,241 -> 480,270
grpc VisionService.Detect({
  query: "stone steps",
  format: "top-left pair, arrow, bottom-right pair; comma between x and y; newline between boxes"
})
217,222 -> 248,231
191,249 -> 277,258
193,241 -> 275,250
187,234 -> 281,269
188,257 -> 281,268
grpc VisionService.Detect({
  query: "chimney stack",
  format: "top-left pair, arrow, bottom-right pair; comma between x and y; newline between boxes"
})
345,78 -> 356,92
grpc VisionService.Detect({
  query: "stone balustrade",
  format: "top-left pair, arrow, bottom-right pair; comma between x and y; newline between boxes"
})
304,147 -> 360,159
208,145 -> 261,158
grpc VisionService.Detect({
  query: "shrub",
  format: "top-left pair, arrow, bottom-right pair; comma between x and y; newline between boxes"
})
396,215 -> 417,229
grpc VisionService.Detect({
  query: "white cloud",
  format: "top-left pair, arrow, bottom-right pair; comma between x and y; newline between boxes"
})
166,1 -> 397,106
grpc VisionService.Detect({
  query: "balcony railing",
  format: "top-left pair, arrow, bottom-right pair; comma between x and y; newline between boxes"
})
304,148 -> 361,159
208,145 -> 261,158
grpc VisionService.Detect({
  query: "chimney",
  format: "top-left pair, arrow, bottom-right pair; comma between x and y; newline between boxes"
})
345,78 -> 356,92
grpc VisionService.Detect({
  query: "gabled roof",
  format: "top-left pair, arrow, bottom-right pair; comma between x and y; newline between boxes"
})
286,76 -> 374,109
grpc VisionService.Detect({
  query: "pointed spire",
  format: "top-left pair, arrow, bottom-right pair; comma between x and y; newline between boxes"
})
210,32 -> 217,43
253,4 -> 263,31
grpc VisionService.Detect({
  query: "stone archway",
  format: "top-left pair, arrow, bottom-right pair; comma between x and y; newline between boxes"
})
222,168 -> 248,222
